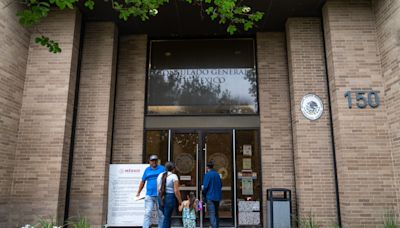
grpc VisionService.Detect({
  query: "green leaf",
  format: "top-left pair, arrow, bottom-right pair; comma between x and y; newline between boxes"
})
233,7 -> 242,14
243,21 -> 253,31
53,0 -> 77,10
35,37 -> 42,44
65,0 -> 77,9
40,38 -> 47,45
226,1 -> 235,9
54,0 -> 66,9
113,2 -> 122,10
249,11 -> 264,21
17,8 -> 43,26
140,14 -> 149,21
119,10 -> 131,21
84,0 -> 95,10
205,7 -> 214,15
227,24 -> 236,34
38,2 -> 50,7
34,36 -> 62,53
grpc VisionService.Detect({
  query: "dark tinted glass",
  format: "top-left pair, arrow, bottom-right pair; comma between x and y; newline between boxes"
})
151,39 -> 254,69
144,130 -> 168,164
147,39 -> 258,115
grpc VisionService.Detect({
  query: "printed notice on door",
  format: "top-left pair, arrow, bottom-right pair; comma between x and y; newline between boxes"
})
242,177 -> 253,195
107,164 -> 148,227
243,144 -> 252,156
243,158 -> 252,170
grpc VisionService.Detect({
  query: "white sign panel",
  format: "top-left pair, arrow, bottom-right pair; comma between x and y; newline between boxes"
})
107,164 -> 148,227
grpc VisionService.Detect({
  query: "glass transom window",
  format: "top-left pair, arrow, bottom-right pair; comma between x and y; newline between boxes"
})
147,39 -> 258,115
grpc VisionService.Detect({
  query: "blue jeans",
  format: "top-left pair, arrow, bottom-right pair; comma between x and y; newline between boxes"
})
143,195 -> 164,228
207,200 -> 220,228
161,193 -> 176,228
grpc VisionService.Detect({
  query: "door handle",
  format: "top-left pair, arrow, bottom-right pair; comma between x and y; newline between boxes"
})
204,143 -> 207,174
196,143 -> 199,200
200,189 -> 203,228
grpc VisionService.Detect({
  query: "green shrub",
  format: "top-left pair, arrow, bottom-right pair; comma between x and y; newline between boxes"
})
20,216 -> 92,228
36,217 -> 61,228
67,217 -> 91,228
294,215 -> 320,228
383,211 -> 399,228
330,224 -> 341,228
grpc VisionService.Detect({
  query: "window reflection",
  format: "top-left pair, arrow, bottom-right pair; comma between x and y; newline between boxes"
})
144,130 -> 168,164
147,68 -> 258,115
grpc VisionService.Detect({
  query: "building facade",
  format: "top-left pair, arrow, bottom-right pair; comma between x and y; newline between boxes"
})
1,0 -> 399,227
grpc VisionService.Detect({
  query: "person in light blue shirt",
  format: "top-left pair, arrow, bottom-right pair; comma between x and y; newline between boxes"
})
203,161 -> 222,228
136,154 -> 165,228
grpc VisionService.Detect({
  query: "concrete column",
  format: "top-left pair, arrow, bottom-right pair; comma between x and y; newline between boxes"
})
0,1 -> 30,227
257,32 -> 296,226
112,35 -> 147,164
373,0 -> 400,217
323,0 -> 397,226
9,9 -> 81,226
286,18 -> 338,226
68,22 -> 118,226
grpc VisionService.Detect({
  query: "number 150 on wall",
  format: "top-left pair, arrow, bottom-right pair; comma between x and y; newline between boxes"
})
344,90 -> 380,109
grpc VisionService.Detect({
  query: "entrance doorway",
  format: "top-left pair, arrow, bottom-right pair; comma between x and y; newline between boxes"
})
171,130 -> 234,227
144,129 -> 262,227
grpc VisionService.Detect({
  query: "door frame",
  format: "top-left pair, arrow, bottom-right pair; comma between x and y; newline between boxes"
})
169,129 -> 237,227
143,128 -> 264,227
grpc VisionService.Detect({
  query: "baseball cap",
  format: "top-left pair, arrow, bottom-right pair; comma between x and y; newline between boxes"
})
149,154 -> 158,161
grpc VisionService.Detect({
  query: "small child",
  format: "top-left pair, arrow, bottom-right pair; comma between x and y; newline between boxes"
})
179,192 -> 198,228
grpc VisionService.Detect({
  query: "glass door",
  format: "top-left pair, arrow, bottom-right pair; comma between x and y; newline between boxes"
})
201,131 -> 234,227
144,129 -> 262,227
170,131 -> 200,226
169,130 -> 234,227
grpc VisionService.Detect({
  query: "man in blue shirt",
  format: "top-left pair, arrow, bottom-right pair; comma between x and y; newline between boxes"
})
136,154 -> 165,228
203,161 -> 222,228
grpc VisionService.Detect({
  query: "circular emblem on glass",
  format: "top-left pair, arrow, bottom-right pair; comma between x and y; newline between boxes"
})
217,167 -> 229,180
209,153 -> 230,180
175,153 -> 194,174
301,94 -> 324,120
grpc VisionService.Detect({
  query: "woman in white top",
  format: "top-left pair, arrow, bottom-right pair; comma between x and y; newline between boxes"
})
157,161 -> 182,228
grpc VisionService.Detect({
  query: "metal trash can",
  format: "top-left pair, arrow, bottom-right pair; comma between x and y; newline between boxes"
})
267,188 -> 292,228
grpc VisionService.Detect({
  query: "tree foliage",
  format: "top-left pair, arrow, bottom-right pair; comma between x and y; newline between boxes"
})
16,0 -> 264,53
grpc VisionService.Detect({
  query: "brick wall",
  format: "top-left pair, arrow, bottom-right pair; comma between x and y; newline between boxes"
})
0,1 -> 30,227
286,18 -> 338,226
257,32 -> 296,226
68,22 -> 118,226
112,35 -> 147,164
323,0 -> 397,226
9,10 -> 81,227
373,0 -> 400,217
